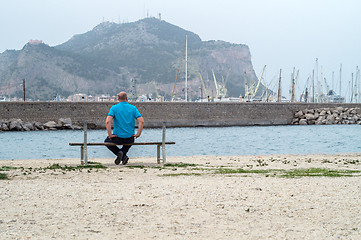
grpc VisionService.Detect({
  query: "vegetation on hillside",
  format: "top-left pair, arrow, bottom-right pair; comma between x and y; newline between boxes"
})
0,18 -> 259,101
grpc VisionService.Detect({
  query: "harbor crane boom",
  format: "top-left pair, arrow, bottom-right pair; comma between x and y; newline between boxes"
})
252,65 -> 266,97
212,69 -> 220,98
224,67 -> 231,87
199,72 -> 210,100
324,77 -> 330,94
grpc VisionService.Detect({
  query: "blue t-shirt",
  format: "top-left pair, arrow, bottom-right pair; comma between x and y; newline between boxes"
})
108,102 -> 142,138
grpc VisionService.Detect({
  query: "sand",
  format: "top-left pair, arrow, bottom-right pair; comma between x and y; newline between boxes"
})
1,153 -> 361,239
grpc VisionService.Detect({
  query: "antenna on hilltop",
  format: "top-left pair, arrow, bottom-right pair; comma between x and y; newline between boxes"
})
158,13 -> 162,20
143,3 -> 146,18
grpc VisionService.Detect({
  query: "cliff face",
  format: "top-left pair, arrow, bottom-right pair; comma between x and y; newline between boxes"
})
0,43 -> 122,100
0,18 -> 259,101
195,41 -> 255,97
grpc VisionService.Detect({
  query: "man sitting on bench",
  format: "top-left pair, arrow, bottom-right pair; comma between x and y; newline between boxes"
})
104,92 -> 144,165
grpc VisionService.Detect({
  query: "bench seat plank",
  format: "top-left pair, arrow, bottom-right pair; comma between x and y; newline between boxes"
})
69,142 -> 175,146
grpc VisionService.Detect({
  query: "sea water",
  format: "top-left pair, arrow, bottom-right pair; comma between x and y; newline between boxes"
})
0,125 -> 360,160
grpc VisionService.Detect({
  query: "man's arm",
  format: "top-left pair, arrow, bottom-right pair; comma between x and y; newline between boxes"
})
106,115 -> 116,139
133,116 -> 144,138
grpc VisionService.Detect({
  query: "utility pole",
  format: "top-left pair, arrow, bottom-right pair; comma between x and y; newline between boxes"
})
22,79 -> 26,101
199,86 -> 203,102
131,78 -> 137,101
244,71 -> 248,99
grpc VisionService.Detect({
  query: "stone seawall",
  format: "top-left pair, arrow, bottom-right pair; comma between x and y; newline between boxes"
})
1,102 -> 361,128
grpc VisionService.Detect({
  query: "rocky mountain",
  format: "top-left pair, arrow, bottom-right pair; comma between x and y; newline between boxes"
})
0,18 -> 260,101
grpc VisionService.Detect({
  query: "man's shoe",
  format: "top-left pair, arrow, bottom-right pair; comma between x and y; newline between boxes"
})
114,151 -> 123,165
122,155 -> 129,165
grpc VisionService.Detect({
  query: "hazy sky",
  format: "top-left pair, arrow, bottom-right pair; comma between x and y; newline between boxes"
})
1,0 -> 361,97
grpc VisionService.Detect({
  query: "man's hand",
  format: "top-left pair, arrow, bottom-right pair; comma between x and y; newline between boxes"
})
133,117 -> 144,139
106,116 -> 114,139
108,134 -> 117,139
132,133 -> 141,138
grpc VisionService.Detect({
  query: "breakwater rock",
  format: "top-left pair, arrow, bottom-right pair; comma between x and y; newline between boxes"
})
292,107 -> 361,125
0,118 -> 84,131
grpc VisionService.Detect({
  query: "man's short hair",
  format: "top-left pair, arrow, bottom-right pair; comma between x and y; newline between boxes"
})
118,92 -> 127,101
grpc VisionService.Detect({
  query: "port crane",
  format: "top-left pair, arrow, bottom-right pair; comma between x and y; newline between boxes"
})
251,65 -> 266,98
199,72 -> 211,101
212,68 -> 231,99
212,70 -> 220,99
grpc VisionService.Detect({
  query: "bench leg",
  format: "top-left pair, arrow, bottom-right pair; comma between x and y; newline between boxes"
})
157,145 -> 160,164
162,123 -> 166,164
162,143 -> 166,164
81,146 -> 84,165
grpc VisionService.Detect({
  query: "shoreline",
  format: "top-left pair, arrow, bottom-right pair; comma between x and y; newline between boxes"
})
1,153 -> 361,239
1,152 -> 361,167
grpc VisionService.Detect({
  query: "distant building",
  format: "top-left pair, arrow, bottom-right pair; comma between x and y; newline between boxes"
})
96,94 -> 111,102
67,93 -> 87,102
87,95 -> 95,102
66,93 -> 117,102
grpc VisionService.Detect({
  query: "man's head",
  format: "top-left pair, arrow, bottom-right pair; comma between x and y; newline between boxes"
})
117,92 -> 128,102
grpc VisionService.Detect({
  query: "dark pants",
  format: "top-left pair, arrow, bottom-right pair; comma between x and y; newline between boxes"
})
104,136 -> 134,156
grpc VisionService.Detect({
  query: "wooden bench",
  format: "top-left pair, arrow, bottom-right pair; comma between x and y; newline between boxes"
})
69,123 -> 175,165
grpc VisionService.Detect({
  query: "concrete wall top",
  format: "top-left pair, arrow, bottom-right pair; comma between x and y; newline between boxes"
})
1,101 -> 360,128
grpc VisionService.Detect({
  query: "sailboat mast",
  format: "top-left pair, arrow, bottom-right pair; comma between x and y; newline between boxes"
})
291,68 -> 295,103
332,71 -> 335,93
277,69 -> 282,102
312,69 -> 315,103
351,73 -> 354,103
185,35 -> 188,102
315,58 -> 318,102
356,66 -> 361,103
354,66 -> 359,103
339,63 -> 342,97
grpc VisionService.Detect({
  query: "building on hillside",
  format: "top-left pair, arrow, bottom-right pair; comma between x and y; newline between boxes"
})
67,93 -> 88,102
0,96 -> 8,101
66,93 -> 118,102
96,94 -> 112,102
28,39 -> 43,45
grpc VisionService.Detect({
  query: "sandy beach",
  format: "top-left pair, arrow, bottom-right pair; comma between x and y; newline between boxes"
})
1,153 -> 361,239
